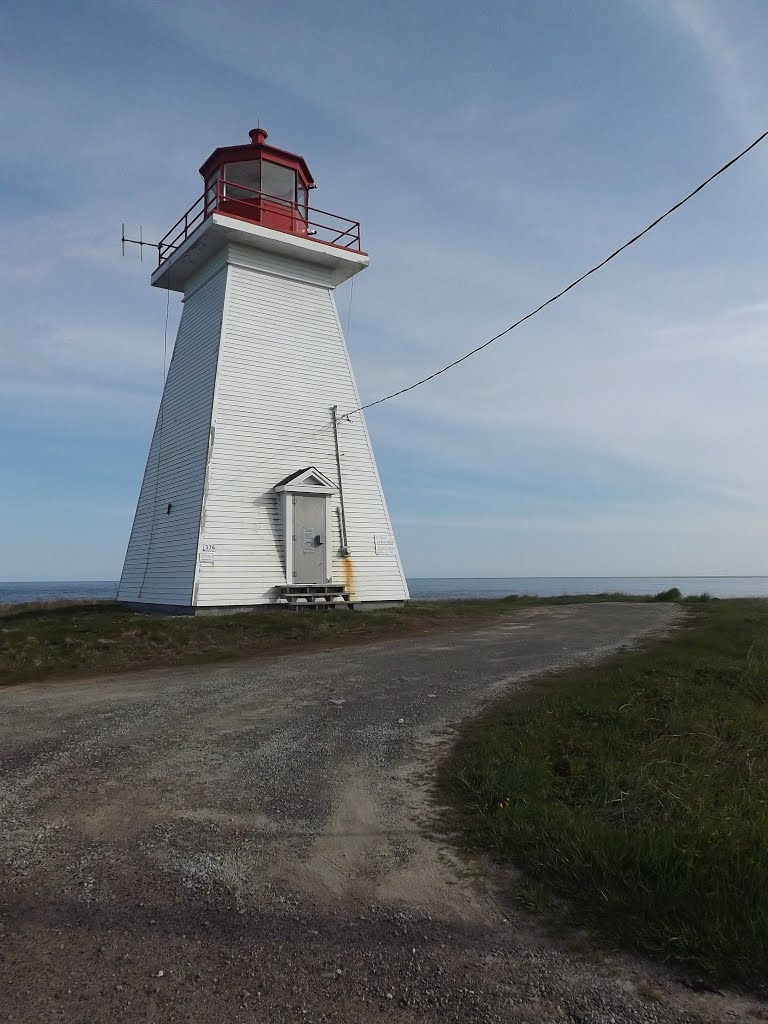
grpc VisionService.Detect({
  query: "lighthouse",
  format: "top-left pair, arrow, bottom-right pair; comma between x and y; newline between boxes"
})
118,127 -> 408,612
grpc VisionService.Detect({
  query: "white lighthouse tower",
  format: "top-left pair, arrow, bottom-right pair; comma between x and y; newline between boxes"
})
118,127 -> 408,612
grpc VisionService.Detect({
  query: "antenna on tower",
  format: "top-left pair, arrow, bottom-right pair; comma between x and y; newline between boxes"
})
121,223 -> 161,263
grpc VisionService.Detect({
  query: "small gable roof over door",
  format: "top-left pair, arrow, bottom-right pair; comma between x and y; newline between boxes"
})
273,466 -> 337,494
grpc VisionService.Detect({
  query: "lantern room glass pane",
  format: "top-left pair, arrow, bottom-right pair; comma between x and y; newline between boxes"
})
205,174 -> 218,212
261,160 -> 296,204
224,160 -> 260,199
297,182 -> 308,219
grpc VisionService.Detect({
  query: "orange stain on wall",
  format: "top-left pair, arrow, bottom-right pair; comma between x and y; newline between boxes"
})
342,557 -> 356,597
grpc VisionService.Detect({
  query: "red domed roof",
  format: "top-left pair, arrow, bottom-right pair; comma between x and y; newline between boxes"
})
199,127 -> 314,188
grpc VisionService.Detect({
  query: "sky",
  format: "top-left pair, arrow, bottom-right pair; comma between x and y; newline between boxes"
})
1,0 -> 767,581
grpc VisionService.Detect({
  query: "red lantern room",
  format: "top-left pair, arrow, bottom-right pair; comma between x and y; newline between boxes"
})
199,127 -> 315,237
154,127 -> 363,276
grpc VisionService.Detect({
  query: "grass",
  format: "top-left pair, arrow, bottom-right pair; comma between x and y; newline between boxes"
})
0,590 -> 716,687
442,598 -> 768,988
0,593 -> 634,686
0,599 -> 495,685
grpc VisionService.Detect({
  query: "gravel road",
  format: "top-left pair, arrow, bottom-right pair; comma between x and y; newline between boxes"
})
1,603 -> 764,1023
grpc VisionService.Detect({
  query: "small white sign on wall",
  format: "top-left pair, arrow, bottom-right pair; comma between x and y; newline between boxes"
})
374,534 -> 395,556
198,544 -> 216,565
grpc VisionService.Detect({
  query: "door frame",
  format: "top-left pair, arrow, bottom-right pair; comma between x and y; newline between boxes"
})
274,467 -> 337,586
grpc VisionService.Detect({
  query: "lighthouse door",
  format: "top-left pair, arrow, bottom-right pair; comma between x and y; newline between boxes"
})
292,495 -> 327,584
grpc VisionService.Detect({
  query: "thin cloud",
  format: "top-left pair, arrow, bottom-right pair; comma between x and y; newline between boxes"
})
2,0 -> 768,577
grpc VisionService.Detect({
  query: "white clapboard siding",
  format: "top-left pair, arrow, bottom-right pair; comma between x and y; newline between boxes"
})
227,241 -> 335,288
120,234 -> 408,609
193,249 -> 408,605
118,263 -> 227,605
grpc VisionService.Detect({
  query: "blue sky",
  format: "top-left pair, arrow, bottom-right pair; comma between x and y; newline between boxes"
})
2,0 -> 767,580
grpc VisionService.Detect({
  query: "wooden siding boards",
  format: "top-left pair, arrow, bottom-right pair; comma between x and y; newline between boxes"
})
119,241 -> 408,609
117,264 -> 226,605
194,247 -> 408,606
227,242 -> 335,288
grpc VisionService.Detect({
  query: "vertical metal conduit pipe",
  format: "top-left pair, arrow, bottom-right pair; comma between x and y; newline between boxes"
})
331,405 -> 350,556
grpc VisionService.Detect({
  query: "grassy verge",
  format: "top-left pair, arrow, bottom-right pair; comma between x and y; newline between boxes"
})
0,590 -> 710,687
0,599 -> 490,685
442,599 -> 768,988
0,593 -> 637,686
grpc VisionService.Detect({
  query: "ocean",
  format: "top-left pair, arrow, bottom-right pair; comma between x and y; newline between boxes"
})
1,577 -> 767,605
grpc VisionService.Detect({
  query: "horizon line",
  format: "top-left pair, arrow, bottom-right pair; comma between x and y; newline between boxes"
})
3,575 -> 768,585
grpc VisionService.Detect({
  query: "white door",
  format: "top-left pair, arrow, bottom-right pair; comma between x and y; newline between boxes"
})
292,495 -> 326,584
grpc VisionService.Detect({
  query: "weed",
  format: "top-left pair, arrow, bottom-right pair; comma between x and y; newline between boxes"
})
654,587 -> 682,601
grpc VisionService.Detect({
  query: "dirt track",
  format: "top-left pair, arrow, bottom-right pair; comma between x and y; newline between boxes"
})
1,603 -> 764,1023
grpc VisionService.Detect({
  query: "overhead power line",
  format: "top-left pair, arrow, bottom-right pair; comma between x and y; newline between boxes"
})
349,127 -> 768,416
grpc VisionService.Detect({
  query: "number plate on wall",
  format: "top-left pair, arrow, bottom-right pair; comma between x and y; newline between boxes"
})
374,534 -> 395,556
